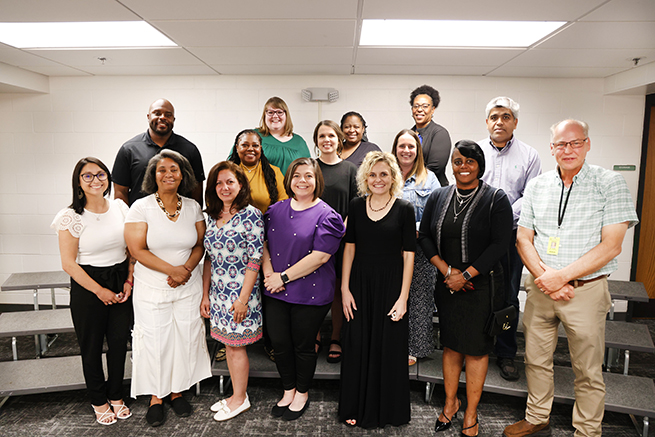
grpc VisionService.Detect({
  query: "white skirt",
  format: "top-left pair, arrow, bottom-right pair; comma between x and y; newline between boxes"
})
130,274 -> 211,398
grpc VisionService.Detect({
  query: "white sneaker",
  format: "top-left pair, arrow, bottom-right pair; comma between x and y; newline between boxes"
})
213,395 -> 251,422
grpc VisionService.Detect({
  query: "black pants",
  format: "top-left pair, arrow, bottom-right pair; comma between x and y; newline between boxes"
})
264,296 -> 330,393
70,260 -> 133,406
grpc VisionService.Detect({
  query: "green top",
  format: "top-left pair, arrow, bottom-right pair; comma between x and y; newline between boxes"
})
260,132 -> 310,175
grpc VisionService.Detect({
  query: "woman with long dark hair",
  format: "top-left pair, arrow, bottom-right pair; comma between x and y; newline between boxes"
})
52,157 -> 133,425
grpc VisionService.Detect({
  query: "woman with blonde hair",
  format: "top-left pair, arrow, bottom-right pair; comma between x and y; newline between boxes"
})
339,151 -> 416,428
392,129 -> 441,365
257,96 -> 310,174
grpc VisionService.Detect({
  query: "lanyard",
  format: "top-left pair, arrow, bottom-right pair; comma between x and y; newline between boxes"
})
558,180 -> 574,228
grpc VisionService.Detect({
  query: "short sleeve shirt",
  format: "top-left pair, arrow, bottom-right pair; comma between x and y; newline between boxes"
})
519,162 -> 638,279
112,131 -> 205,205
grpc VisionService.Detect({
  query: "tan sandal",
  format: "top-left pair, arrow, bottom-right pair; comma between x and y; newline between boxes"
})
110,401 -> 132,419
92,404 -> 117,425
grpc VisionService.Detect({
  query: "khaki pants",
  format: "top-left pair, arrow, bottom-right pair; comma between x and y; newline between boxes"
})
523,274 -> 610,437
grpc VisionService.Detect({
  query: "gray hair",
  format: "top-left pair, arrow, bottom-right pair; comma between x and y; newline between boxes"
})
141,149 -> 197,196
549,119 -> 590,142
485,96 -> 520,119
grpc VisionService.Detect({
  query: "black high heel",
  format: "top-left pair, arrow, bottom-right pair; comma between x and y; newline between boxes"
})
435,398 -> 461,432
460,416 -> 479,437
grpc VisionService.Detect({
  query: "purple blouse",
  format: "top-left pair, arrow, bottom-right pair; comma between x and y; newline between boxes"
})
264,198 -> 345,306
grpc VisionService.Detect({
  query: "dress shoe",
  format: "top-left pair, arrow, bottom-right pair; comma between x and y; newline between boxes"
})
503,419 -> 551,436
213,395 -> 251,422
435,398 -> 461,432
497,357 -> 520,381
282,399 -> 309,421
210,398 -> 227,412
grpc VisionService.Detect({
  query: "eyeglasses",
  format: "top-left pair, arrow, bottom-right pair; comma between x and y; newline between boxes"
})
552,138 -> 588,150
266,110 -> 285,117
238,143 -> 261,150
412,103 -> 432,111
81,172 -> 108,183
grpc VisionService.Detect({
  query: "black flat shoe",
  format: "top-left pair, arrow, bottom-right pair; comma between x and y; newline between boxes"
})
146,403 -> 165,427
461,416 -> 479,437
435,398 -> 461,432
282,399 -> 309,421
170,396 -> 192,417
271,404 -> 289,418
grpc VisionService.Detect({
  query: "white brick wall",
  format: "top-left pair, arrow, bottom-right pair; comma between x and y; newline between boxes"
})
0,75 -> 645,306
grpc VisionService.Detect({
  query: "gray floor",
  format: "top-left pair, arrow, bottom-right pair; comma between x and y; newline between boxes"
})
1,320 -> 654,436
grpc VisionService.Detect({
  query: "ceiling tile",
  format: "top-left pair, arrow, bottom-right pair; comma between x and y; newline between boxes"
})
152,20 -> 356,47
121,0 -> 358,20
188,47 -> 353,65
78,65 -> 218,75
211,64 -> 351,75
23,48 -> 206,67
539,22 -> 655,49
356,48 -> 522,66
487,65 -> 626,77
0,0 -> 137,21
354,65 -> 493,75
581,0 -> 655,21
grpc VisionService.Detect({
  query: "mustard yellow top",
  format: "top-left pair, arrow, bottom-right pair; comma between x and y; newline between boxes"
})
241,161 -> 288,214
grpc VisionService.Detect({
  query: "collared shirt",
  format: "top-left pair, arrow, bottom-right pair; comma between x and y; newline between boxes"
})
478,136 -> 541,228
518,161 -> 638,279
401,170 -> 440,229
112,131 -> 205,205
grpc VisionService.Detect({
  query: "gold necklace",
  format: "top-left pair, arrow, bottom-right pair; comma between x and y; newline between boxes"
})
155,192 -> 182,220
368,194 -> 393,212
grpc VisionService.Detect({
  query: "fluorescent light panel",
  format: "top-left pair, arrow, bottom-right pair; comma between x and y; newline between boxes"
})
0,21 -> 176,49
360,20 -> 566,47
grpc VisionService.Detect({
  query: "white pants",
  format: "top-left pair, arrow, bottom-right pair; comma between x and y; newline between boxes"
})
131,276 -> 211,399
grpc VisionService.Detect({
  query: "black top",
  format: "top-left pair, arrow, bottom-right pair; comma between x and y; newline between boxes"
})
412,120 -> 452,187
343,141 -> 381,168
112,131 -> 205,205
317,159 -> 358,220
418,181 -> 512,275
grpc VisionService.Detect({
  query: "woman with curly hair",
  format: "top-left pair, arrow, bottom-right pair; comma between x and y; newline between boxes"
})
339,151 -> 416,428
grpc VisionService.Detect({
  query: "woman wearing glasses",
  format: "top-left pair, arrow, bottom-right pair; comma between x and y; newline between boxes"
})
409,85 -> 452,187
257,96 -> 311,174
52,157 -> 133,426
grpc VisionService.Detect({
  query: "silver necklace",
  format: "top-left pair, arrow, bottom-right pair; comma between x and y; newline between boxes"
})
453,186 -> 478,222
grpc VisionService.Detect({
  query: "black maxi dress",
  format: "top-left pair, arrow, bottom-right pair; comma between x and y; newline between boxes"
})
338,196 -> 416,428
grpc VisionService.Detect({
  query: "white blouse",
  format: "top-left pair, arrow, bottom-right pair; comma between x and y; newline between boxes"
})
51,198 -> 129,267
125,194 -> 204,288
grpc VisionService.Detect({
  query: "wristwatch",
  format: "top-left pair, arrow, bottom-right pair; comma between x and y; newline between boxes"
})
462,270 -> 472,281
280,271 -> 290,284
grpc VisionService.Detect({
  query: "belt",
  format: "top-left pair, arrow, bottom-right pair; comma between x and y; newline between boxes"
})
568,275 -> 607,288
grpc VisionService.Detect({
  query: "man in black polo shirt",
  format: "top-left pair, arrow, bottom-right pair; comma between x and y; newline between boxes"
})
112,98 -> 205,206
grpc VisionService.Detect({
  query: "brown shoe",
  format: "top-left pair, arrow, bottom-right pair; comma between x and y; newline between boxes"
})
503,419 -> 551,436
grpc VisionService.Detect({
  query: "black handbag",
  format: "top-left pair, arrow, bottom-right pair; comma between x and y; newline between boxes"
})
483,188 -> 517,336
484,269 -> 517,336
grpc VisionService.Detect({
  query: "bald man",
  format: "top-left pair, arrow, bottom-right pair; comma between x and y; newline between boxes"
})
112,99 -> 205,206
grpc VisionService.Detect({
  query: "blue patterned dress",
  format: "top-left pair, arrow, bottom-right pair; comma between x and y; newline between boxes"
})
204,205 -> 264,347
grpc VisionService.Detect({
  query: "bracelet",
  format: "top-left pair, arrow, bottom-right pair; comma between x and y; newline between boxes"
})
125,279 -> 133,287
445,265 -> 452,279
237,297 -> 247,307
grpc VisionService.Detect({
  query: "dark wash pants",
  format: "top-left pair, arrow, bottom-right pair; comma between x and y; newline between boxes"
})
70,259 -> 133,406
264,296 -> 330,393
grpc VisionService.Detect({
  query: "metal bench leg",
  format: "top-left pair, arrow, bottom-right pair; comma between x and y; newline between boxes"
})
630,415 -> 649,437
425,382 -> 436,403
33,289 -> 43,358
0,396 -> 9,410
196,382 -> 200,396
219,375 -> 225,396
12,337 -> 17,361
50,287 -> 57,310
623,350 -> 630,376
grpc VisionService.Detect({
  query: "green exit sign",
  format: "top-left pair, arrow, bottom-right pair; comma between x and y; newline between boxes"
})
613,165 -> 636,171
